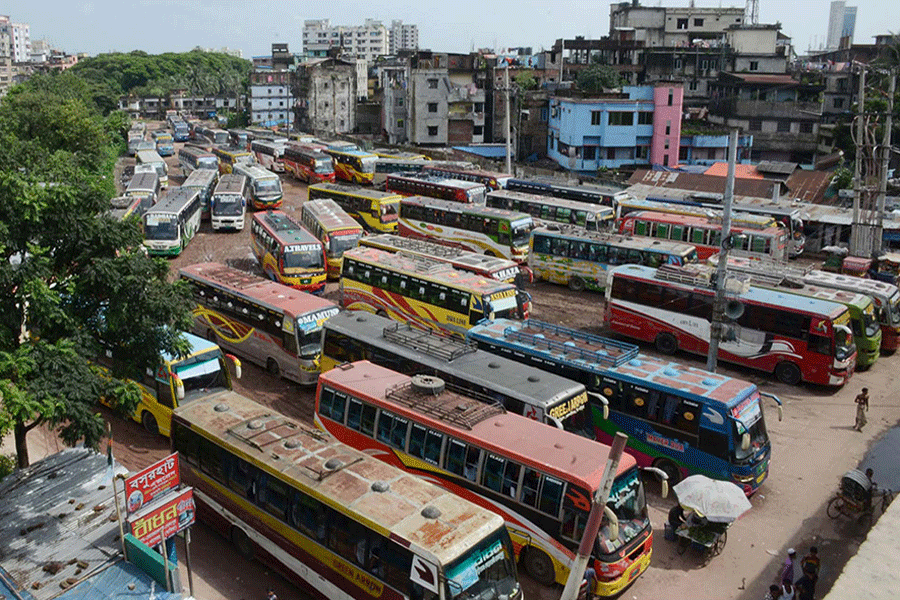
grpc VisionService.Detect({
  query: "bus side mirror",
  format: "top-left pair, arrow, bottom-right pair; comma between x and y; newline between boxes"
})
603,505 -> 619,542
174,375 -> 185,401
642,466 -> 669,498
227,354 -> 242,379
589,392 -> 610,420
760,392 -> 784,422
741,432 -> 751,452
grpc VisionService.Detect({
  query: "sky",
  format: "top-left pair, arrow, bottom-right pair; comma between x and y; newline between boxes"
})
7,0 -> 899,59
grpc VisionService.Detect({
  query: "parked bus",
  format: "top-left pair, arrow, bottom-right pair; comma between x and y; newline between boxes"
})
99,331 -> 239,437
605,264 -> 857,386
228,128 -> 250,150
386,173 -> 488,204
210,173 -> 248,231
125,171 -> 161,205
340,246 -> 521,337
323,147 -> 377,184
307,182 -> 401,233
181,168 -> 219,220
172,120 -> 190,142
626,193 -> 806,257
618,210 -> 788,262
180,262 -> 339,385
151,130 -> 175,156
250,210 -> 327,294
142,187 -> 202,256
359,234 -> 532,317
232,163 -> 283,209
316,360 -> 652,596
320,311 -> 587,430
283,145 -> 335,184
487,189 -> 614,232
467,319 -> 782,494
299,199 -> 364,278
399,196 -> 533,262
529,224 -> 698,292
179,146 -> 219,174
172,391 -> 522,600
204,127 -> 230,146
421,164 -> 511,190
212,146 -> 254,175
108,194 -> 153,221
250,139 -> 285,172
372,149 -> 429,160
373,158 -> 429,187
127,133 -> 144,157
135,149 -> 169,188
506,178 -> 627,206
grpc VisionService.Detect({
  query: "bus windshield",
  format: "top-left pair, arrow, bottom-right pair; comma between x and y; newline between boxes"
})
213,195 -> 244,216
173,350 -> 229,402
144,215 -> 178,240
834,323 -> 855,361
255,179 -> 281,194
890,294 -> 900,325
487,293 -> 519,320
863,304 -> 880,337
445,528 -> 518,600
198,157 -> 219,170
381,202 -> 399,222
329,232 -> 361,257
467,188 -> 486,204
359,156 -> 377,173
283,248 -> 324,270
599,468 -> 649,556
511,220 -> 532,246
314,159 -> 333,174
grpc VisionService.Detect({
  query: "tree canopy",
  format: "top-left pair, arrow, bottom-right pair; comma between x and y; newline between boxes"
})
0,73 -> 194,467
576,64 -> 625,94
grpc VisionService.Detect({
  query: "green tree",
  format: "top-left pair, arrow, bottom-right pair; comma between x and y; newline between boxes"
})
514,70 -> 538,91
576,64 -> 624,94
0,76 -> 193,467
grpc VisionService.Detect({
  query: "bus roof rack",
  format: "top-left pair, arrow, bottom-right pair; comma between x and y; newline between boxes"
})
656,263 -> 752,293
385,380 -> 504,430
382,322 -> 478,362
501,319 -> 639,368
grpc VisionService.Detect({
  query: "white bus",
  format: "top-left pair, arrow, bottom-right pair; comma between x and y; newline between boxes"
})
125,171 -> 161,205
142,187 -> 202,256
250,139 -> 285,172
178,146 -> 219,174
210,173 -> 248,231
181,168 -> 219,220
232,163 -> 283,209
136,149 -> 169,188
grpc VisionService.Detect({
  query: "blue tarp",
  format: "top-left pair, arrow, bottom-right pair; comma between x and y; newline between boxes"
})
57,561 -> 181,600
452,145 -> 508,158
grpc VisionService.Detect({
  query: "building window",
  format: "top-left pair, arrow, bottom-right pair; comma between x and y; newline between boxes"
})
608,112 -> 634,126
541,108 -> 549,121
749,61 -> 759,71
677,18 -> 688,29
694,18 -> 704,27
689,80 -> 699,91
591,111 -> 602,125
607,148 -> 616,160
674,58 -> 683,69
800,122 -> 814,134
665,120 -> 671,135
636,146 -> 649,159
397,119 -> 404,128
749,119 -> 763,131
664,154 -> 670,166
833,97 -> 845,109
427,78 -> 438,89
473,125 -> 483,135
679,146 -> 689,160
428,102 -> 438,113
583,146 -> 596,160
777,121 -> 791,133
664,139 -> 670,149
668,90 -> 673,106
428,126 -> 438,136
638,112 -> 653,125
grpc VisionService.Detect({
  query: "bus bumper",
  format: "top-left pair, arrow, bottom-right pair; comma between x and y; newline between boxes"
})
594,534 -> 652,596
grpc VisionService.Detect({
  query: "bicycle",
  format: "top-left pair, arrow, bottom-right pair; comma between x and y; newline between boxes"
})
826,480 -> 894,528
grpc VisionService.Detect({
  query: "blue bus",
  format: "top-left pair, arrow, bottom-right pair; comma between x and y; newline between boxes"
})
466,319 -> 782,495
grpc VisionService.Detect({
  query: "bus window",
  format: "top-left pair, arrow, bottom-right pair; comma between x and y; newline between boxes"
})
539,475 -> 565,516
376,411 -> 409,450
520,468 -> 541,507
482,454 -> 505,493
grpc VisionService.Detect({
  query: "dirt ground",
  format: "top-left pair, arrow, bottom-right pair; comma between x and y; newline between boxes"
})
5,134 -> 899,600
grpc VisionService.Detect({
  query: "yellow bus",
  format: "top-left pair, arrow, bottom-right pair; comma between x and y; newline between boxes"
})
339,245 -> 522,338
250,209 -> 327,294
212,146 -> 254,174
307,182 -> 401,233
299,198 -> 364,279
323,147 -> 377,184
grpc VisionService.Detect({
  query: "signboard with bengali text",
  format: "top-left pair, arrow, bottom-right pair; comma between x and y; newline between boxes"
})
127,487 -> 195,548
125,453 -> 180,515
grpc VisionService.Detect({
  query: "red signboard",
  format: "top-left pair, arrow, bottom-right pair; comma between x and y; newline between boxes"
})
125,453 -> 180,515
127,487 -> 195,548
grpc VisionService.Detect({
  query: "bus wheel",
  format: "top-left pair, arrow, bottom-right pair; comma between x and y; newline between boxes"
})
141,412 -> 159,435
654,458 -> 681,486
267,358 -> 280,377
231,526 -> 255,560
655,333 -> 678,355
774,361 -> 802,385
376,309 -> 389,319
567,276 -> 586,292
522,547 -> 556,586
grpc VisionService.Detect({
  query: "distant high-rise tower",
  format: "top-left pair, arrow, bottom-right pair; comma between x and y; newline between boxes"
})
827,1 -> 856,50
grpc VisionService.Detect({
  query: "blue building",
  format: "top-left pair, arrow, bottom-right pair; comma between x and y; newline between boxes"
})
678,128 -> 754,167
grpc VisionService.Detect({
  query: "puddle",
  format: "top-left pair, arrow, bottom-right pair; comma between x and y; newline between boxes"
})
859,425 -> 900,492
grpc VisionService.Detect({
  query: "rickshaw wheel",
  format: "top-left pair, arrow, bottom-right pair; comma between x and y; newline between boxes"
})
826,495 -> 844,519
711,530 -> 727,556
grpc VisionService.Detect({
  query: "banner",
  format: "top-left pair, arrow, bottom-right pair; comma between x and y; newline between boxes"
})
127,487 -> 195,548
125,453 -> 180,515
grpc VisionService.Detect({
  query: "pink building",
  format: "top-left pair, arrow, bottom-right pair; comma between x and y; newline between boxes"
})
651,84 -> 684,168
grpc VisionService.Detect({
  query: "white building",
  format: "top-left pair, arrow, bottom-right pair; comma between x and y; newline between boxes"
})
249,69 -> 293,130
390,20 -> 419,54
0,16 -> 30,63
29,38 -> 49,63
302,19 -> 389,65
826,0 -> 856,50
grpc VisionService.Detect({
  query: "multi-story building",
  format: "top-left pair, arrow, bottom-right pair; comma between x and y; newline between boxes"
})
0,16 -> 30,63
390,20 -> 418,54
293,57 -> 359,135
678,121 -> 753,166
826,1 -> 857,50
119,91 -> 240,120
302,19 -> 388,65
609,2 -> 745,47
29,38 -> 49,63
378,56 -> 411,144
547,83 -> 683,173
250,69 -> 293,129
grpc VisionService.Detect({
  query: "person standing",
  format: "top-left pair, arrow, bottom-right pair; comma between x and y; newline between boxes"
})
779,548 -> 797,585
764,584 -> 782,600
800,546 -> 820,594
795,572 -> 815,600
780,579 -> 796,600
854,387 -> 869,431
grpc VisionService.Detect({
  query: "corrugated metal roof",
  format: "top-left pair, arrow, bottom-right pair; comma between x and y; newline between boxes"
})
786,169 -> 834,204
755,161 -> 798,176
703,163 -> 766,179
627,169 -> 777,199
0,448 -> 129,600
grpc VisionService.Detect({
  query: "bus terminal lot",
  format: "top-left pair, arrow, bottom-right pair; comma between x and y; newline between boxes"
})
99,139 -> 899,600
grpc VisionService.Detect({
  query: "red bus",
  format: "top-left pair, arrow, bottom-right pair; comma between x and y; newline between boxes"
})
421,164 -> 512,190
282,144 -> 335,183
315,360 -> 654,597
386,173 -> 488,204
618,210 -> 787,262
604,263 -> 857,386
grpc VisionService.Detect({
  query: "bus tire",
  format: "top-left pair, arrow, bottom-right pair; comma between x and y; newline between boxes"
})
567,276 -> 586,292
231,526 -> 255,560
522,547 -> 556,586
376,309 -> 389,319
141,412 -> 159,435
655,333 -> 678,355
774,361 -> 802,386
654,458 -> 682,486
267,358 -> 280,377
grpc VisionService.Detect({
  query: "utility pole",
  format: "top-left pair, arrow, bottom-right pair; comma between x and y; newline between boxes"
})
850,64 -> 866,255
875,69 -> 896,249
706,129 -> 738,373
504,62 -> 512,174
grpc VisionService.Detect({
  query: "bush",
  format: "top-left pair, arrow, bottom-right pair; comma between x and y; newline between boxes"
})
0,454 -> 14,482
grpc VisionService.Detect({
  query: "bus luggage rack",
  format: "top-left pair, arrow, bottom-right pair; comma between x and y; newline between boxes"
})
382,322 -> 478,362
657,263 -> 751,294
502,320 -> 639,367
385,380 -> 504,430
394,251 -> 456,275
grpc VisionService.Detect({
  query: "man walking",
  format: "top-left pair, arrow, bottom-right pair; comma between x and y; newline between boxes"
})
778,548 -> 797,585
854,388 -> 869,431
